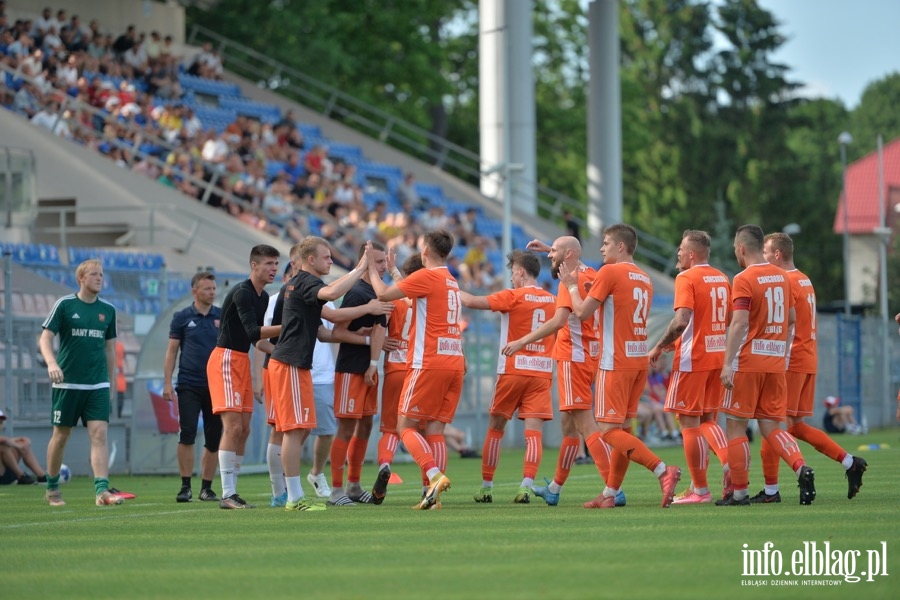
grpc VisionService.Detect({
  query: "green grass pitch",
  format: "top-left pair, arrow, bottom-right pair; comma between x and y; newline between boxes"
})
2,431 -> 897,599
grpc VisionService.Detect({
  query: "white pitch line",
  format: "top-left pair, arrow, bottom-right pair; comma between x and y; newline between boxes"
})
0,507 -> 206,530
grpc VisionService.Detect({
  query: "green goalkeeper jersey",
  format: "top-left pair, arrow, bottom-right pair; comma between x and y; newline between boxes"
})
42,294 -> 118,389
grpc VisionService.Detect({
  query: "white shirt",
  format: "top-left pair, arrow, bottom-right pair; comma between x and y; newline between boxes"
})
32,110 -> 71,138
311,301 -> 336,385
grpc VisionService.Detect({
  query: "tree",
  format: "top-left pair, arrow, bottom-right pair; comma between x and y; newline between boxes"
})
186,0 -> 476,146
849,73 -> 900,161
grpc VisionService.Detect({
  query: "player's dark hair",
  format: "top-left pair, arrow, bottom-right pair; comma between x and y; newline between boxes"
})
250,244 -> 280,265
358,241 -> 385,259
735,224 -> 765,252
423,229 -> 454,260
604,223 -> 638,255
507,250 -> 540,279
402,253 -> 424,276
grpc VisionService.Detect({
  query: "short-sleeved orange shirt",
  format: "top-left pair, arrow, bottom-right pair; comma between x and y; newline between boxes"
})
729,263 -> 795,373
553,266 -> 600,363
486,286 -> 556,379
671,264 -> 731,372
588,262 -> 653,371
396,266 -> 465,371
384,298 -> 411,375
785,269 -> 817,374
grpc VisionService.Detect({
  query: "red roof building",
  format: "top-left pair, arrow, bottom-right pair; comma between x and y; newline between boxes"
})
834,137 -> 900,234
833,137 -> 900,307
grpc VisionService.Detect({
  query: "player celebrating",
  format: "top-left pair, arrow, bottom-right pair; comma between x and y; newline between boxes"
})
503,237 -> 622,507
371,252 -> 424,505
717,225 -> 815,506
649,230 -> 731,504
753,232 -> 866,502
561,224 -> 682,509
462,250 -> 556,504
367,230 -> 464,510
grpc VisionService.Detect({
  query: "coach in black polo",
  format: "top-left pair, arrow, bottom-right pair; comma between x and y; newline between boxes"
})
163,271 -> 223,503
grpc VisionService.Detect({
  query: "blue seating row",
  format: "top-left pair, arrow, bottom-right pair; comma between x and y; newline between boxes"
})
178,74 -> 241,98
68,247 -> 165,271
1,242 -> 61,266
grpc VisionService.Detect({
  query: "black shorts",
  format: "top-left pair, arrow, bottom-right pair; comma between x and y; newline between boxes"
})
176,386 -> 223,451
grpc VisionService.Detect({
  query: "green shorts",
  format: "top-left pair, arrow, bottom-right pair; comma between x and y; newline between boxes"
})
51,387 -> 111,427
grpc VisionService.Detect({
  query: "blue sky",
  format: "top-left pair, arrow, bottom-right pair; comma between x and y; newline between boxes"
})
755,0 -> 900,108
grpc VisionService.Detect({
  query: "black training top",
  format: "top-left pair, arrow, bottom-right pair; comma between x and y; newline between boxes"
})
271,270 -> 327,369
335,279 -> 387,374
215,279 -> 268,353
262,286 -> 286,370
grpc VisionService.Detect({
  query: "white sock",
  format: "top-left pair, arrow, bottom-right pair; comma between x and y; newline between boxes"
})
267,443 -> 285,497
425,467 -> 441,481
548,481 -> 562,494
764,484 -> 779,495
482,480 -> 493,488
841,454 -> 854,469
694,486 -> 709,495
521,477 -> 534,488
602,486 -> 618,498
653,462 -> 667,478
286,476 -> 305,503
733,488 -> 749,500
218,450 -> 236,498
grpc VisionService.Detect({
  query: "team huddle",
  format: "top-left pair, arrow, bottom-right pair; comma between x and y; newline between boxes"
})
39,222 -> 868,510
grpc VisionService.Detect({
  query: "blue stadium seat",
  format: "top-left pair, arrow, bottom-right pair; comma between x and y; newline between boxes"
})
178,74 -> 241,98
297,123 -> 321,139
218,97 -> 281,122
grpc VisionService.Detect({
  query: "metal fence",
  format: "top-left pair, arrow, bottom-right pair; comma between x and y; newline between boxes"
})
5,244 -> 897,475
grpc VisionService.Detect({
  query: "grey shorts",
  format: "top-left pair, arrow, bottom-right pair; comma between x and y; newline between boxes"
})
310,383 -> 337,436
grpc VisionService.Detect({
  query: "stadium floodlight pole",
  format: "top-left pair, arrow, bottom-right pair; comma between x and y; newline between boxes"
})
838,131 -> 852,315
875,134 -> 892,427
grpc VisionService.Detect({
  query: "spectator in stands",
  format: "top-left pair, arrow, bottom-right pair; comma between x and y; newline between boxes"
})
201,131 -> 229,164
160,35 -> 180,62
0,29 -> 14,58
458,207 -> 478,238
397,171 -> 422,212
62,15 -> 89,51
645,366 -> 679,442
463,235 -> 488,269
0,410 -> 47,485
33,7 -> 56,48
420,204 -> 449,231
86,31 -> 109,61
6,31 -> 32,64
563,210 -> 580,241
31,98 -> 72,138
112,24 -> 136,58
304,144 -> 327,175
146,55 -> 182,99
57,52 -> 78,87
41,24 -> 62,55
145,31 -> 162,61
122,38 -> 147,78
823,396 -> 863,434
188,41 -> 222,79
14,80 -> 42,118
